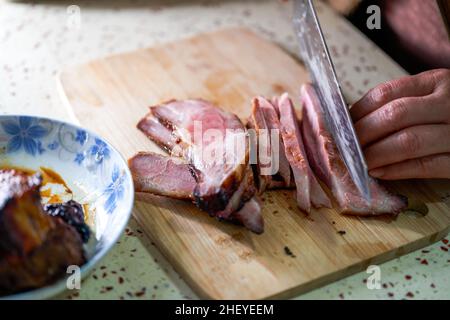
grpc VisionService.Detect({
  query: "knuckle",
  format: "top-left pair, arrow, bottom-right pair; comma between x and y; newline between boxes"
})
428,69 -> 450,87
372,83 -> 393,103
398,130 -> 422,155
384,99 -> 408,123
431,68 -> 450,79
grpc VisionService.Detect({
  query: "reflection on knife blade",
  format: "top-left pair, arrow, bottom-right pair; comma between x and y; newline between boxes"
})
293,0 -> 371,202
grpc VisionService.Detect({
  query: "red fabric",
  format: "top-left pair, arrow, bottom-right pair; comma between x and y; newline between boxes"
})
382,0 -> 450,69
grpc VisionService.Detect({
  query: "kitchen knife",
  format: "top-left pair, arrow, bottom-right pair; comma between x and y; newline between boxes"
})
293,0 -> 371,202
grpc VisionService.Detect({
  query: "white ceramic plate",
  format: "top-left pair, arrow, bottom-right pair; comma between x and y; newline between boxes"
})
0,115 -> 134,299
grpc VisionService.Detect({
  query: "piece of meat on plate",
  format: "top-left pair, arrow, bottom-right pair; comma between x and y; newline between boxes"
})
277,93 -> 331,213
0,170 -> 51,256
129,151 -> 263,233
0,169 -> 85,295
300,83 -> 408,215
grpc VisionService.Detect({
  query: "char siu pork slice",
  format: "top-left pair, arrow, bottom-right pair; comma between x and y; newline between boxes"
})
271,96 -> 280,116
137,113 -> 187,158
135,99 -> 263,233
231,197 -> 264,234
247,97 -> 274,193
259,97 -> 292,188
0,169 -> 85,295
248,97 -> 293,192
277,93 -> 332,213
300,83 -> 407,215
129,151 -> 263,233
149,99 -> 250,215
129,152 -> 197,200
246,114 -> 282,192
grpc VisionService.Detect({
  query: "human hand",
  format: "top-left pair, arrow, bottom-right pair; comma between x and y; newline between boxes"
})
350,69 -> 450,180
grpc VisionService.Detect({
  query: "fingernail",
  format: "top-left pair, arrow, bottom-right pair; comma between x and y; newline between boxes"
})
369,168 -> 384,178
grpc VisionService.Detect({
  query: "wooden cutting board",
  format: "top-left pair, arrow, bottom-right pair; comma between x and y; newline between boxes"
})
58,28 -> 450,299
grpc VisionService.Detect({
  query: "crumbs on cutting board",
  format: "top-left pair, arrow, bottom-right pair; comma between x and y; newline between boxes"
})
284,246 -> 296,258
337,230 -> 346,236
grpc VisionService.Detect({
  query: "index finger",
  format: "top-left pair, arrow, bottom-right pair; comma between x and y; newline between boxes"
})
350,70 -> 438,122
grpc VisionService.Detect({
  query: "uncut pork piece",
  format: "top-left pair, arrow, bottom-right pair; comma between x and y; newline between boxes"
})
300,83 -> 407,215
129,152 -> 263,233
0,169 -> 85,295
277,93 -> 331,213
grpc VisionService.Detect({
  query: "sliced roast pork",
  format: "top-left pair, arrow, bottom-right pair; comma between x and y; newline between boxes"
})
149,99 -> 250,214
300,83 -> 407,215
258,97 -> 292,188
231,197 -> 264,234
134,99 -> 262,233
247,97 -> 275,193
129,152 -> 196,200
277,93 -> 331,213
129,151 -> 263,233
137,114 -> 187,158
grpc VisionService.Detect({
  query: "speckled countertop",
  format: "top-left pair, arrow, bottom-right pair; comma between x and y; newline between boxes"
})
0,0 -> 449,300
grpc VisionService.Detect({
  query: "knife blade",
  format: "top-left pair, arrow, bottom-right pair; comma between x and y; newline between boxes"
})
293,0 -> 371,202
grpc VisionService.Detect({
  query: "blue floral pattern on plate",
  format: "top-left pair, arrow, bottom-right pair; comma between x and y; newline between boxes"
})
88,138 -> 110,165
1,116 -> 48,155
103,166 -> 126,214
75,129 -> 87,145
0,115 -> 134,300
0,116 -> 130,214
